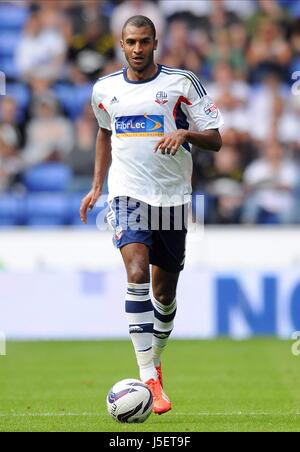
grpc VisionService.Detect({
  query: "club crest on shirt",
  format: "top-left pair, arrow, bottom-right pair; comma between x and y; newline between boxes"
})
155,91 -> 168,105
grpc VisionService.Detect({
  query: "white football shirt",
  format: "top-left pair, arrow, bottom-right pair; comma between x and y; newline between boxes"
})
91,64 -> 223,207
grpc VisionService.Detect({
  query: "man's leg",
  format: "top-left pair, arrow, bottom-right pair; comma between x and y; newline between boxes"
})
121,244 -> 172,414
151,266 -> 180,383
120,243 -> 158,383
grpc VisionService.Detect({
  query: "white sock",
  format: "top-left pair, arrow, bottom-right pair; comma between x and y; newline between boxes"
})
125,283 -> 157,382
152,296 -> 177,367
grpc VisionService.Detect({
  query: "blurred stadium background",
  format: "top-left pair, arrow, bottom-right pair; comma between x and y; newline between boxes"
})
0,0 -> 300,339
1,0 -> 300,433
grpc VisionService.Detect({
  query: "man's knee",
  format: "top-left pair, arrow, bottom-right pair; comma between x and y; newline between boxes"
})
127,263 -> 149,284
152,289 -> 176,306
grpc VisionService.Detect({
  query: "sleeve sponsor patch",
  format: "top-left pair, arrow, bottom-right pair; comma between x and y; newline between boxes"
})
204,102 -> 219,119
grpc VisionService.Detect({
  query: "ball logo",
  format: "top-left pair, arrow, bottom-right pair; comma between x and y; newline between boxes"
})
107,379 -> 153,424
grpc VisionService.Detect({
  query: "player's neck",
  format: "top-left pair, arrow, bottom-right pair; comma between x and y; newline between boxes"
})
126,62 -> 158,82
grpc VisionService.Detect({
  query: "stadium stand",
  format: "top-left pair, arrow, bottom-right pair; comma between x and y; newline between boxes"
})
22,163 -> 73,192
0,0 -> 300,228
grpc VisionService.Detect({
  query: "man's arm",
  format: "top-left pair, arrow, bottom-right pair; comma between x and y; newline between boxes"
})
154,128 -> 222,155
185,129 -> 222,152
80,127 -> 112,224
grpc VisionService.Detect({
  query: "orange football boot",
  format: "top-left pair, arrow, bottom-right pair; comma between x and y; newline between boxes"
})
155,364 -> 163,387
145,378 -> 172,415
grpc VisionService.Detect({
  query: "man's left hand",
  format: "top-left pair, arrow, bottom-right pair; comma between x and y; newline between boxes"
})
154,129 -> 188,155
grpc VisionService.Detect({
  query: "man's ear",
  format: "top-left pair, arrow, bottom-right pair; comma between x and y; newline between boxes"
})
154,39 -> 158,51
120,39 -> 125,52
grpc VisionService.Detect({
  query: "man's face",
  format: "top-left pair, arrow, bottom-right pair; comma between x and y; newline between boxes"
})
121,25 -> 157,72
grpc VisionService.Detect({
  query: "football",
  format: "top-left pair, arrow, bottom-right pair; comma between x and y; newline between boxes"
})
107,378 -> 153,423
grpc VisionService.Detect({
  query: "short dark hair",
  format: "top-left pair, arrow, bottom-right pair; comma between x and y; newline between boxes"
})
122,15 -> 156,40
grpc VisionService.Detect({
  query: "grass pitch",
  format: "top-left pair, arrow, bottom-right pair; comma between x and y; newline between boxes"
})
0,339 -> 299,432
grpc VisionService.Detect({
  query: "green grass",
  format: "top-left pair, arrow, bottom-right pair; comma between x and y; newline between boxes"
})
0,339 -> 300,432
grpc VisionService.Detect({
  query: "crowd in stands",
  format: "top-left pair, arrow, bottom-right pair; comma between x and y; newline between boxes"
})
0,0 -> 300,226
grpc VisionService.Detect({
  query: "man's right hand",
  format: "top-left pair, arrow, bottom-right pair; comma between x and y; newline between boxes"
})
80,188 -> 101,224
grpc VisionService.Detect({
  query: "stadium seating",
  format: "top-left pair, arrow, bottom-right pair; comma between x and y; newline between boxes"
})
0,0 -> 298,229
0,194 -> 24,227
0,3 -> 28,80
22,163 -> 73,193
5,82 -> 30,121
54,83 -> 93,120
25,193 -> 70,227
0,32 -> 21,57
256,208 -> 280,225
0,189 -> 107,228
6,83 -> 30,109
0,57 -> 19,79
0,4 -> 29,32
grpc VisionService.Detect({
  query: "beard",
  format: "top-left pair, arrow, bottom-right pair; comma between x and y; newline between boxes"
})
125,52 -> 154,73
